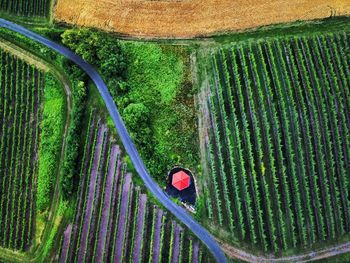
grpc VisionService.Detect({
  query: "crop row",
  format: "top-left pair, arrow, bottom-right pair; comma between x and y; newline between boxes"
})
58,114 -> 215,262
205,32 -> 350,252
0,0 -> 50,17
0,50 -> 42,250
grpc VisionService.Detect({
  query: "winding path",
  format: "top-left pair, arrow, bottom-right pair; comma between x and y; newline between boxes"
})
0,18 -> 228,263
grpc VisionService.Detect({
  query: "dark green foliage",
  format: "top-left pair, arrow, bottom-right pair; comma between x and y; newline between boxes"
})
0,0 -> 51,17
60,81 -> 87,199
0,51 -> 45,250
122,103 -> 152,148
61,29 -> 127,97
204,32 -> 350,253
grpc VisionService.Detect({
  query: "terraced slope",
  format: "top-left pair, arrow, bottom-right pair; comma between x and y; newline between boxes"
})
0,50 -> 42,251
58,112 -> 214,263
201,31 -> 350,253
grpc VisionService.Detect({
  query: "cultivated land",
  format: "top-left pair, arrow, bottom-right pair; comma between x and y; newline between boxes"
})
0,0 -> 51,17
58,111 -> 214,263
0,50 -> 43,251
199,28 -> 350,255
0,22 -> 224,262
54,0 -> 350,38
1,2 -> 350,262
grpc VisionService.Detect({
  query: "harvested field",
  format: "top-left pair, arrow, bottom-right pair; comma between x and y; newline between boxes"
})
54,0 -> 350,38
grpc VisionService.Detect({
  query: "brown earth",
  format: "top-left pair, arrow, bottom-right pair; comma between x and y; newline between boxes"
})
54,0 -> 350,38
216,238 -> 350,262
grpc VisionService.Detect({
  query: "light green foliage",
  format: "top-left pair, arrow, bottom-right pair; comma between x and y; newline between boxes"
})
122,42 -> 198,182
37,74 -> 64,211
124,43 -> 183,104
41,211 -> 61,260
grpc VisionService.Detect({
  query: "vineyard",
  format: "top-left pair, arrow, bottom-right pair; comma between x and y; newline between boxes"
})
202,31 -> 350,253
58,112 -> 214,263
0,0 -> 51,17
0,49 -> 43,251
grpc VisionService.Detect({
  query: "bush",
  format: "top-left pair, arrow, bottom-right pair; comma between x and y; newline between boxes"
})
60,80 -> 87,199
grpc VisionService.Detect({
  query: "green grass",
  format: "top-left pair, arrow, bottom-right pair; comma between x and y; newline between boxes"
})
122,42 -> 199,183
37,74 -> 65,211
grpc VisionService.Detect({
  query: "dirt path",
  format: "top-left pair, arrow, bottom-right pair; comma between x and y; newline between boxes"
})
217,239 -> 350,262
54,0 -> 350,38
0,39 -> 72,263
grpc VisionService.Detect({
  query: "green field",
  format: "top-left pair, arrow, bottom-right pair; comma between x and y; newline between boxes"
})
57,111 -> 214,263
0,50 -> 43,250
0,0 -> 51,17
201,31 -> 350,253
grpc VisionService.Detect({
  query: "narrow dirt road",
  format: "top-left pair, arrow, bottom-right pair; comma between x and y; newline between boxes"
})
217,239 -> 350,262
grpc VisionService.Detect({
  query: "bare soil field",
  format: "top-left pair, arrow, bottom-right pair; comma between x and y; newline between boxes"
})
54,0 -> 350,38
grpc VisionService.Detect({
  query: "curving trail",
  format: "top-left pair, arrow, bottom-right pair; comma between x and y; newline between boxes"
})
0,18 -> 228,263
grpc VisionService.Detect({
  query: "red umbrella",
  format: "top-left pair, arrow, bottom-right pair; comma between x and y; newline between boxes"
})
172,171 -> 190,191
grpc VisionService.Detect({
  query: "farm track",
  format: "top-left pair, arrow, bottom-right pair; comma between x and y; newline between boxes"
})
218,239 -> 350,262
0,37 -> 72,262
